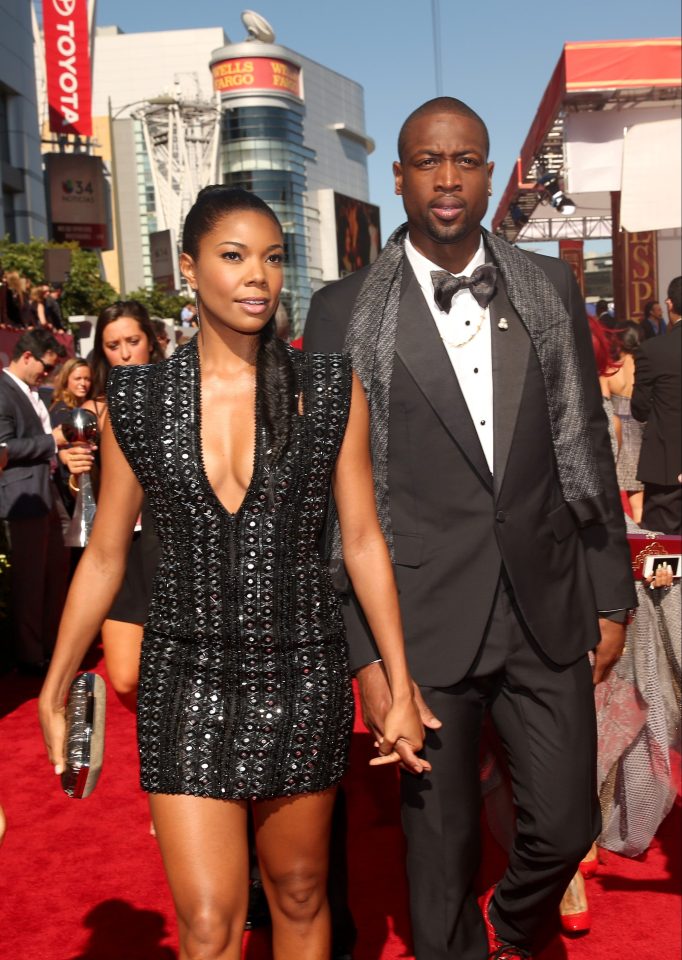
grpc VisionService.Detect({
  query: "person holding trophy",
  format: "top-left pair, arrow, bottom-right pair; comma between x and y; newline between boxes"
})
50,358 -> 96,526
59,301 -> 164,710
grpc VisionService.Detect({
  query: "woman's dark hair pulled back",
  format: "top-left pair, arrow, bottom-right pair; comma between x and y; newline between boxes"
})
91,299 -> 163,398
618,320 -> 643,355
183,186 -> 295,467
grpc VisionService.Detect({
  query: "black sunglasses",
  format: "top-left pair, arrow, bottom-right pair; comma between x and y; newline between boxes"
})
32,354 -> 56,374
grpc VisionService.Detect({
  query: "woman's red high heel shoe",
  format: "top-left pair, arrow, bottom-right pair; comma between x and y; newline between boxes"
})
578,843 -> 599,878
559,870 -> 591,934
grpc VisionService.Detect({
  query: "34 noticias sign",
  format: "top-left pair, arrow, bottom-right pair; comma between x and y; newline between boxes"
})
44,0 -> 93,137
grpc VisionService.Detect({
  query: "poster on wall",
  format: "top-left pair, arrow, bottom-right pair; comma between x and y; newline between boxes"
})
45,154 -> 109,248
43,0 -> 93,137
150,229 -> 179,292
334,193 -> 381,277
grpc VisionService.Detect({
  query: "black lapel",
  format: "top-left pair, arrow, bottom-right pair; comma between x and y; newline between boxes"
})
395,260 -> 493,490
488,277 -> 530,493
1,374 -> 44,432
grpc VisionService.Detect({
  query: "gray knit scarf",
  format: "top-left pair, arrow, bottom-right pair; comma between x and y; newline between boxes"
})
331,222 -> 607,562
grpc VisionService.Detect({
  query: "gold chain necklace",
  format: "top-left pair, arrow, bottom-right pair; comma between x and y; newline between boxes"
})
439,307 -> 486,349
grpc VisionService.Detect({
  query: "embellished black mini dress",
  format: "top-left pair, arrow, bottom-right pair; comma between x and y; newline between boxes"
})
107,339 -> 355,800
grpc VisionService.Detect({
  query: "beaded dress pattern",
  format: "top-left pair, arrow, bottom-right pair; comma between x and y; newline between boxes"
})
107,339 -> 355,800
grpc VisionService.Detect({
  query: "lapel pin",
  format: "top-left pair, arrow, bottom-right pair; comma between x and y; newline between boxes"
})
498,318 -> 509,331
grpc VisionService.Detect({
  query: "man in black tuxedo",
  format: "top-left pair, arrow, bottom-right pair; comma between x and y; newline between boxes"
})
304,99 -> 635,959
0,329 -> 69,673
632,277 -> 682,534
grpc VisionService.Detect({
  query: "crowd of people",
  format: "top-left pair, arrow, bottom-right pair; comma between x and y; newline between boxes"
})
0,96 -> 679,960
593,286 -> 682,535
0,269 -> 66,331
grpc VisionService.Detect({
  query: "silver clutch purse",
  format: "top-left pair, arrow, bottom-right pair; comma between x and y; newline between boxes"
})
61,672 -> 106,799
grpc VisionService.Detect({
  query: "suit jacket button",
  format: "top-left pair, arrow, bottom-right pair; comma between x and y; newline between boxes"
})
496,510 -> 506,523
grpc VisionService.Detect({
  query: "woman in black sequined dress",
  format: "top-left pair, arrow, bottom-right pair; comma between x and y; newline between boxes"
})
40,187 -> 427,959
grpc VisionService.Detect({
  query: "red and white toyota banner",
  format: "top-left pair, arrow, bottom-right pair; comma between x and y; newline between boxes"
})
43,0 -> 93,137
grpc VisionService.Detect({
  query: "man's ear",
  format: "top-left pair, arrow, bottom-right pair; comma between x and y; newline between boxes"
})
393,161 -> 403,196
179,252 -> 197,290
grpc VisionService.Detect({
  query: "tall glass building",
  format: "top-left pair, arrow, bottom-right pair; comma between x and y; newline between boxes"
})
214,55 -> 315,322
0,0 -> 46,241
210,36 -> 375,328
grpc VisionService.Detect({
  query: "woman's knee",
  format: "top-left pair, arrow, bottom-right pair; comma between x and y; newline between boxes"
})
107,665 -> 138,698
267,867 -> 326,923
180,904 -> 240,960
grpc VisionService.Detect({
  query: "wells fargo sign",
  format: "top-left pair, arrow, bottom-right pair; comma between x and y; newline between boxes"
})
43,0 -> 93,137
211,57 -> 303,100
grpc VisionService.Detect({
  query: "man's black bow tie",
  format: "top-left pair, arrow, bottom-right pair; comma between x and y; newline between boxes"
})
431,264 -> 498,312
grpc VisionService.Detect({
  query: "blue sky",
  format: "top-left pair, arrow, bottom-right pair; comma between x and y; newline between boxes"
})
95,0 -> 680,251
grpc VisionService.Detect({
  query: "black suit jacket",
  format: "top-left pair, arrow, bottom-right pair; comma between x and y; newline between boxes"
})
304,247 -> 635,686
631,321 -> 681,485
641,317 -> 667,340
0,373 -> 55,519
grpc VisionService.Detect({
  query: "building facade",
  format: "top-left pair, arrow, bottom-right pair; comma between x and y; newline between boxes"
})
210,37 -> 374,323
38,19 -> 374,329
0,0 -> 47,242
91,25 -> 229,293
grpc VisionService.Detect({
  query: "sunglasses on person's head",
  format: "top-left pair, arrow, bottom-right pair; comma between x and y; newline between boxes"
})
32,354 -> 56,374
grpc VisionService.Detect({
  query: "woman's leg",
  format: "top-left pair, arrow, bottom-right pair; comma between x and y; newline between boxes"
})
254,788 -> 336,960
101,619 -> 142,711
150,794 -> 249,960
628,490 -> 644,524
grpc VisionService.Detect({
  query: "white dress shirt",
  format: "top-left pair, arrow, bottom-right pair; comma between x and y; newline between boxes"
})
405,236 -> 494,473
3,368 -> 56,450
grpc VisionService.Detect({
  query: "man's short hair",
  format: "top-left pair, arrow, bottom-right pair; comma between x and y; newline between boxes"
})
11,328 -> 60,362
667,276 -> 682,316
397,97 -> 490,161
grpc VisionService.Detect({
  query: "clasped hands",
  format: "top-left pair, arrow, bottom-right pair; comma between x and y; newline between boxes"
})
356,661 -> 442,776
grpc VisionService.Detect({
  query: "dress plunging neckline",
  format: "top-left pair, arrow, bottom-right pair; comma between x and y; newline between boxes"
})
193,338 -> 261,520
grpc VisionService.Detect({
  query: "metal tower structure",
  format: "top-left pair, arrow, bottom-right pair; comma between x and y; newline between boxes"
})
135,96 -> 221,245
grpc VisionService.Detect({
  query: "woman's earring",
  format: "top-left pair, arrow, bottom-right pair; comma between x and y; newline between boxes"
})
194,290 -> 200,325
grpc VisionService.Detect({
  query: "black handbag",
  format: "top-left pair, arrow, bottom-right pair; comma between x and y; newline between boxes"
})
61,672 -> 106,799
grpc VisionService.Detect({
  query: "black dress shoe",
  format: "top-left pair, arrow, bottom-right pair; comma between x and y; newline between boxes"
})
244,879 -> 271,931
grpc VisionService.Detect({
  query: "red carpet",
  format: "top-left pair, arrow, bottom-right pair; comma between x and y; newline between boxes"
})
0,647 -> 679,960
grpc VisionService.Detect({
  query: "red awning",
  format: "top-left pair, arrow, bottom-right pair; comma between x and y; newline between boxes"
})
492,38 -> 682,238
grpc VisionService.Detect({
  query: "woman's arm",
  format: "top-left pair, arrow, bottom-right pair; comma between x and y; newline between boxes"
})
39,413 -> 143,772
332,372 -> 427,773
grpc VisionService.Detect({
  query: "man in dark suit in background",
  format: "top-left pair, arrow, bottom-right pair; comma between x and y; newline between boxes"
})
632,277 -> 682,533
0,329 -> 69,673
305,98 -> 635,959
640,299 -> 667,339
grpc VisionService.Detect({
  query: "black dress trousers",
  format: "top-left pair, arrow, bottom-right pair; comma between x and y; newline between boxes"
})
400,578 -> 600,959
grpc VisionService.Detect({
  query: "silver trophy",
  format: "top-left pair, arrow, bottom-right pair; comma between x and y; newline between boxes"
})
63,408 -> 99,548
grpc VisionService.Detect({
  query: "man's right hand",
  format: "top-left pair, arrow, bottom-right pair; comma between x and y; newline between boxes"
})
355,661 -> 392,741
355,660 -> 442,741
